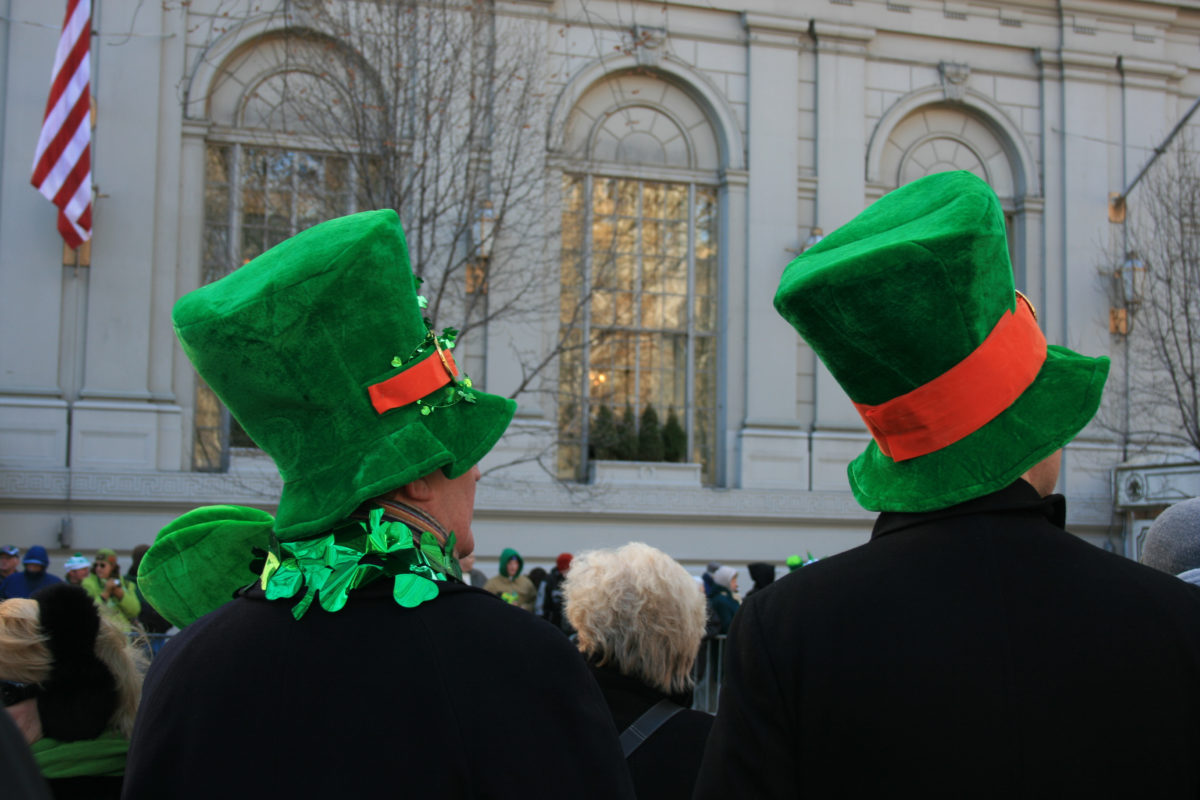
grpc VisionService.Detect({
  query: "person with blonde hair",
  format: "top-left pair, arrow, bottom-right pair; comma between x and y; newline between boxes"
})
566,542 -> 714,800
0,583 -> 144,798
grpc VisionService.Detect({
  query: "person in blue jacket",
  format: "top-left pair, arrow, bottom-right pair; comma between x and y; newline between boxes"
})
0,546 -> 62,599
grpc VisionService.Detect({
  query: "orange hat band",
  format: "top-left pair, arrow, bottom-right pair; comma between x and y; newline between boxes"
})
368,348 -> 459,414
852,294 -> 1046,462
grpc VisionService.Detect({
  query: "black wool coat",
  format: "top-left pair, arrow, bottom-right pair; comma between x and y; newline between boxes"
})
589,664 -> 713,800
122,579 -> 635,799
695,481 -> 1200,799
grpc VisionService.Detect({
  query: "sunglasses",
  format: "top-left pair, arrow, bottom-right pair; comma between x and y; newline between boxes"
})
1,681 -> 40,707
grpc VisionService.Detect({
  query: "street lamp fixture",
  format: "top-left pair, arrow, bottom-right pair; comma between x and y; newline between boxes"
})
1109,250 -> 1148,335
472,200 -> 495,260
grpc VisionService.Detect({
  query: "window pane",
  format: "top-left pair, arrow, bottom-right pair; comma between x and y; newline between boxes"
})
616,179 -> 638,216
641,293 -> 662,329
206,145 -> 231,185
643,182 -> 666,219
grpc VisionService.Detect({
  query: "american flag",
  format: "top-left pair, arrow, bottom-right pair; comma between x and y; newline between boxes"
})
31,0 -> 92,249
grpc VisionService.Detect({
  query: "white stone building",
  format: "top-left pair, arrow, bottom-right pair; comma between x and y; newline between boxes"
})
2,0 -> 1196,577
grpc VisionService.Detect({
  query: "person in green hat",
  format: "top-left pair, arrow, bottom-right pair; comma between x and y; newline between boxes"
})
695,171 -> 1200,797
122,210 -> 634,798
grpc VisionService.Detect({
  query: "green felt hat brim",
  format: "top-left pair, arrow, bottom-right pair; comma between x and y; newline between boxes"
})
273,392 -> 516,540
139,505 -> 275,628
848,345 -> 1110,512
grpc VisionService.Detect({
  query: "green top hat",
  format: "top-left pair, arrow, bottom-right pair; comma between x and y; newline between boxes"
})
775,171 -> 1109,512
173,209 -> 516,539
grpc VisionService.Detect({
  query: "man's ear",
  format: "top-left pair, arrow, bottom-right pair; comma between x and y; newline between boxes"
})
397,476 -> 433,503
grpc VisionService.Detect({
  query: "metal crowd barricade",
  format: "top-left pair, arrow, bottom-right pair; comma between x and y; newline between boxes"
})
691,635 -> 726,714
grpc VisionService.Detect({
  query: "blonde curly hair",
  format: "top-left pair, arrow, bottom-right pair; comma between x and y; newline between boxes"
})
565,542 -> 706,695
0,596 -> 144,739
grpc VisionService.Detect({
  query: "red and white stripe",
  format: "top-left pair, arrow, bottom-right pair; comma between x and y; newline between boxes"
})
31,0 -> 92,249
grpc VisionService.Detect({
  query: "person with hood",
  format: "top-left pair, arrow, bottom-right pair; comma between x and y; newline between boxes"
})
706,566 -> 739,635
484,548 -> 537,611
537,552 -> 574,634
122,210 -> 634,798
744,563 -> 775,599
695,171 -> 1200,797
0,583 -> 144,798
0,546 -> 62,599
80,549 -> 140,631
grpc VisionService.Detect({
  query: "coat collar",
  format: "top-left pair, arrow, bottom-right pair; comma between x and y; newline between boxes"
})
871,480 -> 1067,541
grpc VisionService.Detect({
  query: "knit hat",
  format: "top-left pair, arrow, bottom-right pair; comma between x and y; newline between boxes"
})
171,209 -> 516,540
63,553 -> 90,571
23,546 -> 49,567
712,565 -> 737,590
556,552 -> 573,572
1140,497 -> 1200,577
785,554 -> 802,572
774,171 -> 1109,512
1,545 -> 18,557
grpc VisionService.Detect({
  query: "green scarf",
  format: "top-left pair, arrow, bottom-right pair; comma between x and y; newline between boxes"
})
31,731 -> 128,779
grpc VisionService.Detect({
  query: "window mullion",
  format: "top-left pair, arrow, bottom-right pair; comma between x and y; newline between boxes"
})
685,182 -> 697,461
229,143 -> 242,274
290,151 -> 299,234
580,174 -> 594,479
633,180 -> 643,416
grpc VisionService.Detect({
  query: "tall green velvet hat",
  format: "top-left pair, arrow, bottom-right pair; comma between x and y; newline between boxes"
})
174,209 -> 516,539
775,171 -> 1109,512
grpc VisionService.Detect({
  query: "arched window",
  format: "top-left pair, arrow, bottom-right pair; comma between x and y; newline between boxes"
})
556,73 -> 721,483
876,103 -> 1025,278
194,34 -> 362,469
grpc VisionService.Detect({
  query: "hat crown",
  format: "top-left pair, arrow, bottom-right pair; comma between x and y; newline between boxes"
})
175,210 -> 427,478
775,171 -> 1015,406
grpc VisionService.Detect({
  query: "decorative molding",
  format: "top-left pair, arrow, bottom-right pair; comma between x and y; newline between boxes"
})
810,20 -> 875,56
0,469 -> 282,507
629,25 -> 668,68
1114,462 -> 1200,509
742,12 -> 809,47
939,61 -> 971,101
0,467 -> 1117,529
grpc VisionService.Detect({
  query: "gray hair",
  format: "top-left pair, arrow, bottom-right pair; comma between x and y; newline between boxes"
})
565,542 -> 707,695
1141,497 -> 1200,577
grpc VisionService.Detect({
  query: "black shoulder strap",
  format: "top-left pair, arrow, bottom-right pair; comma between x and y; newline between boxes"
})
619,698 -> 684,757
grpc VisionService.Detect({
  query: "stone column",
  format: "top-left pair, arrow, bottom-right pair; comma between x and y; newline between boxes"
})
736,12 -> 809,490
809,20 -> 875,489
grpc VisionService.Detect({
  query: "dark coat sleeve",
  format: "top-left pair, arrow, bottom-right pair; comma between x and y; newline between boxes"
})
693,595 -> 794,799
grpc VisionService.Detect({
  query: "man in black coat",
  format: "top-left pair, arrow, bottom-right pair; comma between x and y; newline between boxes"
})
124,211 -> 634,798
695,171 -> 1200,797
